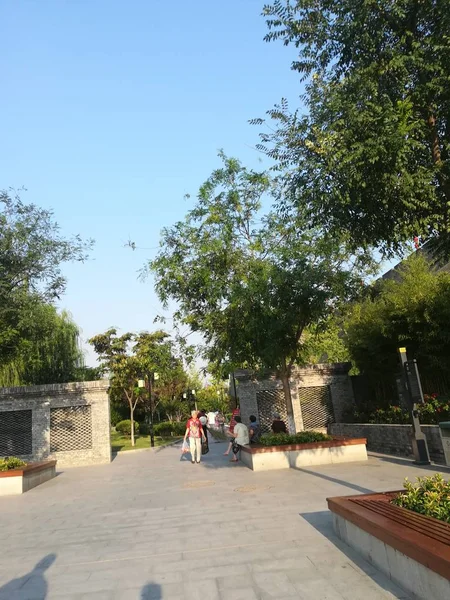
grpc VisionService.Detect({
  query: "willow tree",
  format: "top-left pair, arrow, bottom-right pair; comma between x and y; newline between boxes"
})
150,154 -> 372,431
0,304 -> 84,387
0,189 -> 92,364
257,0 -> 450,257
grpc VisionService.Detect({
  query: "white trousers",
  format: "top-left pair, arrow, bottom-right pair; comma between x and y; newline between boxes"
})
189,437 -> 202,462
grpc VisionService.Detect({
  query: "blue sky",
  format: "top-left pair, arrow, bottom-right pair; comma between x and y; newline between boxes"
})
1,0 -> 305,366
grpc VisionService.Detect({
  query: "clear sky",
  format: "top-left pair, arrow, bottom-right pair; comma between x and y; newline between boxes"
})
1,0 -> 305,366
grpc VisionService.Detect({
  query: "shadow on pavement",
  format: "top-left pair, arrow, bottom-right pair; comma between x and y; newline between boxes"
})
370,452 -> 450,473
141,582 -> 162,599
300,511 -> 408,599
0,554 -> 56,599
291,466 -> 374,494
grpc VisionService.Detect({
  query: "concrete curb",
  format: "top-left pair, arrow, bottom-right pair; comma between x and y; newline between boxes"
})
112,437 -> 182,456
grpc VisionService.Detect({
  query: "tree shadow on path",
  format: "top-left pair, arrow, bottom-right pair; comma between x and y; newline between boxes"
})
0,554 -> 56,600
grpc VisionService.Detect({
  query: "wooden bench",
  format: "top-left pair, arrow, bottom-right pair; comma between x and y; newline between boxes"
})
328,491 -> 450,582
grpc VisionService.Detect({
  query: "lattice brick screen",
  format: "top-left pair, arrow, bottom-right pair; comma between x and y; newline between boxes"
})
256,390 -> 288,434
0,410 -> 32,456
50,406 -> 92,452
298,386 -> 334,429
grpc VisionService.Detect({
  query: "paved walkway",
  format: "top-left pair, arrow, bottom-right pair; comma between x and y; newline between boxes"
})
1,439 -> 448,600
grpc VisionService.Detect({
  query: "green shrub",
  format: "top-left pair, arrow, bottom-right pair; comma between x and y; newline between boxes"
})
392,474 -> 450,524
153,421 -> 186,436
259,431 -> 332,446
343,395 -> 450,425
115,420 -> 139,435
0,456 -> 27,471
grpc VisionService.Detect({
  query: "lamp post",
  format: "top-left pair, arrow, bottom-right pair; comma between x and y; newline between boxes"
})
397,348 -> 430,465
138,372 -> 159,448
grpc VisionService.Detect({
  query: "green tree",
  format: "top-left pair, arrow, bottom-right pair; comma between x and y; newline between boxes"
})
0,305 -> 85,386
150,154 -> 371,431
89,329 -> 142,446
344,254 -> 450,402
89,328 -> 189,444
0,189 -> 93,362
301,318 -> 351,366
257,1 -> 450,256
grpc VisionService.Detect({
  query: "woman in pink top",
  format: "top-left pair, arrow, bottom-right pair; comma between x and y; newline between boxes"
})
183,410 -> 206,464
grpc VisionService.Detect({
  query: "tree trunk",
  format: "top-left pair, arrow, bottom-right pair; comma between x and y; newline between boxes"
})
130,407 -> 135,447
280,368 -> 295,434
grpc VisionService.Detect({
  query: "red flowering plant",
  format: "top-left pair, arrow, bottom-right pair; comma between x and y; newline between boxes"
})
418,394 -> 450,424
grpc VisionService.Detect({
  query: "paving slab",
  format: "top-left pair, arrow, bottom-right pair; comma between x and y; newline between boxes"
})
1,439 -> 448,599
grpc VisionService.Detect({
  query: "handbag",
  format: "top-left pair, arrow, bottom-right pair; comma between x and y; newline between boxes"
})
201,440 -> 209,455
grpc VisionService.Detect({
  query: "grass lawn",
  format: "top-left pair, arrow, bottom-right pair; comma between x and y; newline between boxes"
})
111,431 -> 182,452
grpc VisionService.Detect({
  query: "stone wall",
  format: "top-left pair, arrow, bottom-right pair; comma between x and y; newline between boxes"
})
0,381 -> 111,467
234,363 -> 355,433
330,423 -> 444,464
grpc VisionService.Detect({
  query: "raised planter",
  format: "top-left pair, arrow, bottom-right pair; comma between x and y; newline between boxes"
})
240,437 -> 367,471
0,460 -> 57,496
328,491 -> 450,600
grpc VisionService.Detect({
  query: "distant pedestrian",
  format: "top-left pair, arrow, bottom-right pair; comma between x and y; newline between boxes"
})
271,412 -> 288,434
199,410 -> 209,455
230,415 -> 249,462
248,415 -> 261,444
184,410 -> 206,464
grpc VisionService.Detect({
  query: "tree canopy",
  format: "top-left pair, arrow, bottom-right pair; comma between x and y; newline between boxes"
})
256,0 -> 450,256
344,254 -> 450,403
0,190 -> 93,363
0,305 -> 85,387
89,328 -> 190,444
150,154 -> 373,429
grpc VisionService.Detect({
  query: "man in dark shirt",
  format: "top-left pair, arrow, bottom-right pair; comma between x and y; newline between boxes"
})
271,412 -> 287,434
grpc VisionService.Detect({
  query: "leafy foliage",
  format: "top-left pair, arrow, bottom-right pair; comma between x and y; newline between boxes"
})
89,328 -> 189,445
392,475 -> 450,524
0,306 -> 84,386
346,394 -> 450,425
344,255 -> 450,399
259,431 -> 332,446
0,457 -> 27,471
153,421 -> 186,436
150,153 -> 373,429
0,190 -> 93,363
258,1 -> 450,256
115,420 -> 140,436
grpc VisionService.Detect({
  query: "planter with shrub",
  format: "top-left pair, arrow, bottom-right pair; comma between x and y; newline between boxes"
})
239,432 -> 367,471
328,475 -> 450,600
0,457 -> 57,496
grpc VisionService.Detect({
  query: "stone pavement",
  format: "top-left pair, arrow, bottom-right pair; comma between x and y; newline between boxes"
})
1,440 -> 448,600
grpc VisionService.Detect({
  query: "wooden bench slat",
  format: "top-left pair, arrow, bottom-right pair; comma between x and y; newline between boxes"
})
351,498 -> 450,545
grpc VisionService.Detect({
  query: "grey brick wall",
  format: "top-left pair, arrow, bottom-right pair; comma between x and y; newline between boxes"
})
330,423 -> 444,464
234,363 -> 354,432
0,381 -> 111,467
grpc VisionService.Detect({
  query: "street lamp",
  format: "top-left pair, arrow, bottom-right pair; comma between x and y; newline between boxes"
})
138,372 -> 159,448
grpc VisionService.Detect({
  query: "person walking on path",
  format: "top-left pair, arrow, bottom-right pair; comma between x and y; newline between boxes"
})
230,415 -> 249,462
184,410 -> 206,464
199,410 -> 209,455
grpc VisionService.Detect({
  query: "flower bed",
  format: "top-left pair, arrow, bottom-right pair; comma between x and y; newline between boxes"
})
240,436 -> 367,471
328,479 -> 450,600
0,459 -> 57,496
